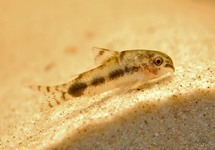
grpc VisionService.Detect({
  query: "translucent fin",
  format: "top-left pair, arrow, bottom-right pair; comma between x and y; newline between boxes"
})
29,84 -> 72,111
103,78 -> 142,100
92,47 -> 119,65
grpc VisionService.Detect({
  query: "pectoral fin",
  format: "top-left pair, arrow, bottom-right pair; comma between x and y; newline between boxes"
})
102,78 -> 142,100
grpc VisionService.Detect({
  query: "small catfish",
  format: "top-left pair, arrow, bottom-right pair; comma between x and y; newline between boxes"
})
30,47 -> 175,110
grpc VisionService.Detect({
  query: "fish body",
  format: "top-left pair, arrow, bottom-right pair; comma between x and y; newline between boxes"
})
30,47 -> 175,110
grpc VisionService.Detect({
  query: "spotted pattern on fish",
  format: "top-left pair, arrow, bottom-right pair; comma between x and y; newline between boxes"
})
91,77 -> 105,86
68,82 -> 88,97
109,69 -> 125,80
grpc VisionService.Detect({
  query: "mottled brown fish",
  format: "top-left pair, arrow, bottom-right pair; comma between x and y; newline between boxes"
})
30,47 -> 175,110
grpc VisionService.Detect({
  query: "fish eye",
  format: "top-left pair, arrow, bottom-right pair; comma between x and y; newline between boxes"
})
153,57 -> 163,66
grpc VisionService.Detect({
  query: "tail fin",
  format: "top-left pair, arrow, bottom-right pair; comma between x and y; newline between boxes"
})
29,84 -> 72,111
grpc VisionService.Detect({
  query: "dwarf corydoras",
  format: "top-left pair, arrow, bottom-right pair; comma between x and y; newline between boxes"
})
30,47 -> 175,110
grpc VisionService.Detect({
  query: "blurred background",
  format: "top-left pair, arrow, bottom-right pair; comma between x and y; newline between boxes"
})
0,1 -> 215,148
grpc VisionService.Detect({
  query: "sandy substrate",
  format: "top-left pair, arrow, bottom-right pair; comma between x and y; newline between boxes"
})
0,0 -> 215,149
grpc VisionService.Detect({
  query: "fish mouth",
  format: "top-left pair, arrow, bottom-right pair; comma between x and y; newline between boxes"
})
164,64 -> 175,71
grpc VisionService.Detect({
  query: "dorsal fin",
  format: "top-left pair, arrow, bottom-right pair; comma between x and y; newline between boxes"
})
92,47 -> 119,65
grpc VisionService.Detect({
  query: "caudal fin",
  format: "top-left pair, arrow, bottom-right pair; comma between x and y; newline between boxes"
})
29,84 -> 72,111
